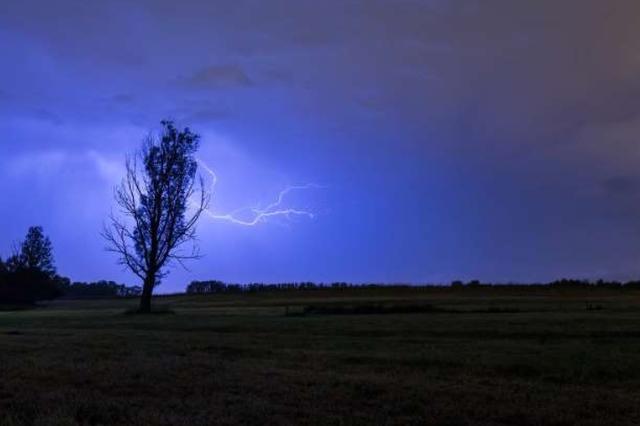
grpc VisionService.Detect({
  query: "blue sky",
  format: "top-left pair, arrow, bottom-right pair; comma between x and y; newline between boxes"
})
2,0 -> 640,291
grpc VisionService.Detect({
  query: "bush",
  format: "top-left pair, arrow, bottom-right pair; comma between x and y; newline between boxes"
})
0,268 -> 63,304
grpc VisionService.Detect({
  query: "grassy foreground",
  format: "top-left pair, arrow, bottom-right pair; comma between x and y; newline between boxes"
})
1,288 -> 640,425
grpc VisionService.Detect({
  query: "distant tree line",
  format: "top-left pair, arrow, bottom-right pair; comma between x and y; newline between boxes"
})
186,278 -> 640,294
450,279 -> 640,289
4,227 -> 640,306
186,280 -> 366,294
1,226 -> 140,304
58,281 -> 142,299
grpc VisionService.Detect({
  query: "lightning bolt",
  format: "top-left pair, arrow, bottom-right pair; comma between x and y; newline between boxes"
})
196,159 -> 321,226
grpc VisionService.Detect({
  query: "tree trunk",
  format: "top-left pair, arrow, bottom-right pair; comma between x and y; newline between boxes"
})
139,275 -> 155,313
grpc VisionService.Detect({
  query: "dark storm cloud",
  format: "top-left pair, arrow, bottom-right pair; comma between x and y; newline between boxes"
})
185,108 -> 231,124
2,0 -> 640,287
260,69 -> 295,86
168,100 -> 232,124
180,65 -> 253,90
603,177 -> 640,197
31,109 -> 64,125
110,94 -> 135,105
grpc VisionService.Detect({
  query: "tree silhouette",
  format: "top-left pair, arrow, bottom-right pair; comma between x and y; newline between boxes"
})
0,226 -> 62,303
17,226 -> 56,277
103,120 -> 208,313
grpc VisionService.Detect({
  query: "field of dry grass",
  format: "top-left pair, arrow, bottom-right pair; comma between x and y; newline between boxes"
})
1,287 -> 640,425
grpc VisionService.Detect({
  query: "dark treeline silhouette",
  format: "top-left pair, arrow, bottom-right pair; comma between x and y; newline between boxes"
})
0,267 -> 64,304
58,281 -> 142,299
186,280 -> 332,294
4,226 -> 640,306
1,226 -> 140,304
452,278 -> 640,289
186,278 -> 640,294
0,226 -> 63,304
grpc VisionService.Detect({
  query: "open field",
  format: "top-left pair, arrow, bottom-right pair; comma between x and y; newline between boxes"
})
1,288 -> 640,425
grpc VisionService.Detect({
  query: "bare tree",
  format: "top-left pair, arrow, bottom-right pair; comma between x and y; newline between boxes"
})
103,120 -> 209,313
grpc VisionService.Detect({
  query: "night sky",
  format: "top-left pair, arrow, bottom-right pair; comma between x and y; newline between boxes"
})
2,1 -> 640,291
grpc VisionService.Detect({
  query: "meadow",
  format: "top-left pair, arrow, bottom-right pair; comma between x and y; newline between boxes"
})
1,287 -> 640,425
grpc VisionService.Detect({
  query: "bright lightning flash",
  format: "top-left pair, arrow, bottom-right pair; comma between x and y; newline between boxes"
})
196,159 -> 321,226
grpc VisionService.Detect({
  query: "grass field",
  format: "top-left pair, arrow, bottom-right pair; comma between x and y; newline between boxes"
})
1,287 -> 640,425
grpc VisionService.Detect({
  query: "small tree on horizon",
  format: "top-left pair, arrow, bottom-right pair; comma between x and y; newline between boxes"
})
9,226 -> 57,277
24,226 -> 56,275
103,120 -> 208,313
0,226 -> 62,303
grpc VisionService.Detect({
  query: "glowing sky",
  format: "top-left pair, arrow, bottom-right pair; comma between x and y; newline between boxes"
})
2,0 -> 640,290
